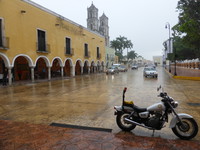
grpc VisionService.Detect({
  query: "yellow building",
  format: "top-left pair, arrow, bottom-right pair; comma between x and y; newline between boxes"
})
0,0 -> 105,85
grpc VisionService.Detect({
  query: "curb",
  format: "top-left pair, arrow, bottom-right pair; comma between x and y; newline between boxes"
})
164,68 -> 200,81
173,76 -> 200,81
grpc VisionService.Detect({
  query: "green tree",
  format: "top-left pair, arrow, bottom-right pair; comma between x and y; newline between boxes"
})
125,40 -> 133,60
128,51 -> 137,60
173,0 -> 200,58
173,36 -> 196,60
110,36 -> 133,62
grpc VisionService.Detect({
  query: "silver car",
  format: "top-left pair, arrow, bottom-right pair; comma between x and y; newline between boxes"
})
143,67 -> 158,78
106,66 -> 119,74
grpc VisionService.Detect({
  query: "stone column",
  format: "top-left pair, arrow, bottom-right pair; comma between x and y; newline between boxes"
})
88,66 -> 91,74
94,65 -> 97,73
48,67 -> 51,80
71,65 -> 75,77
61,66 -> 64,78
8,67 -> 12,85
81,65 -> 83,75
31,67 -> 35,82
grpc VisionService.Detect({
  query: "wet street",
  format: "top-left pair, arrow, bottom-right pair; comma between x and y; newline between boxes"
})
0,67 -> 200,141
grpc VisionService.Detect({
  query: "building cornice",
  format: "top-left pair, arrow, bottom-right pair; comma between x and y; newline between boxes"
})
22,0 -> 104,38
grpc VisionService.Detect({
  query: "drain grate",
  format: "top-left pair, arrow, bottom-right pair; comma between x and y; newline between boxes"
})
187,103 -> 200,106
50,123 -> 112,133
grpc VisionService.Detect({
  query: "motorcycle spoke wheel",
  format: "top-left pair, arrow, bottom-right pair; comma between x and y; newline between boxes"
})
116,113 -> 136,131
172,118 -> 198,140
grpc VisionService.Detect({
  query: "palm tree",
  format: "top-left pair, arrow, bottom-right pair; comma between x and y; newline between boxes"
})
128,51 -> 137,60
125,40 -> 133,60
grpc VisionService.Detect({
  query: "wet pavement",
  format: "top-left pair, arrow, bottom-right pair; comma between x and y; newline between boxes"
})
1,120 -> 200,150
0,67 -> 200,149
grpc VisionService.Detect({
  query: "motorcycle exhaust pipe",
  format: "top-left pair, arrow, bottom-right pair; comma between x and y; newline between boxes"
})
124,118 -> 154,130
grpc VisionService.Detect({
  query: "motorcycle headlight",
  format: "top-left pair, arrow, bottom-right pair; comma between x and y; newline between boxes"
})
172,101 -> 178,108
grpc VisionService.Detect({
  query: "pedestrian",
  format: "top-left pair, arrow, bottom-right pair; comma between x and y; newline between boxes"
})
2,68 -> 8,86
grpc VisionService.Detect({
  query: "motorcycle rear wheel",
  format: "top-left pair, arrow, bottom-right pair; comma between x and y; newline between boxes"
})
116,113 -> 136,131
172,118 -> 198,140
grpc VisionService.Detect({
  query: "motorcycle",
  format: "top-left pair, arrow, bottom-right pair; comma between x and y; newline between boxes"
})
114,86 -> 198,140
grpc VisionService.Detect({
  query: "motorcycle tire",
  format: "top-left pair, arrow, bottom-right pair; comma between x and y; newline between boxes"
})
116,113 -> 136,131
172,118 -> 198,140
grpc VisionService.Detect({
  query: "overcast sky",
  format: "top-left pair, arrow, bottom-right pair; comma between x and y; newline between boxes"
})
31,0 -> 179,60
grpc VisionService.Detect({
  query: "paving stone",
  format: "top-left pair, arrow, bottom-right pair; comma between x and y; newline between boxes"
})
0,120 -> 200,150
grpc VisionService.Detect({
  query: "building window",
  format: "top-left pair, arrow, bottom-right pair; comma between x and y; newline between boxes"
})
84,43 -> 89,57
97,47 -> 100,58
65,37 -> 71,54
37,29 -> 46,52
0,19 -> 3,47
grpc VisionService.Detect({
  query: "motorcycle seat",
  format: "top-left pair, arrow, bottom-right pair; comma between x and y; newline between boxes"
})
133,105 -> 147,112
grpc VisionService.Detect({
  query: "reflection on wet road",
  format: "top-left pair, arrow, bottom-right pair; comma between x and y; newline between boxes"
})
0,67 -> 200,141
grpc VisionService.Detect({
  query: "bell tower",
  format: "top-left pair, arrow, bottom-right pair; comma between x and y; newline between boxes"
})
99,13 -> 109,46
87,3 -> 99,32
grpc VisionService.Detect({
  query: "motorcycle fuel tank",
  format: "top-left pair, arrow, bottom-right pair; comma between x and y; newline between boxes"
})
147,102 -> 166,112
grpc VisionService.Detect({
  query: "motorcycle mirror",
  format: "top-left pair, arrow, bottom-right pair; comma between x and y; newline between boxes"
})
157,85 -> 161,91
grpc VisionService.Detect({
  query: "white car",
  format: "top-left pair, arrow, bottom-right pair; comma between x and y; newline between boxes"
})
106,66 -> 119,74
118,65 -> 128,72
143,67 -> 158,78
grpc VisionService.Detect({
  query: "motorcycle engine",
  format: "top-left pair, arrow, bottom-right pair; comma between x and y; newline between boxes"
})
147,114 -> 162,129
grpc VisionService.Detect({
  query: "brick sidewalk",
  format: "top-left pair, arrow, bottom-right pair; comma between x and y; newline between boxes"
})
0,120 -> 199,150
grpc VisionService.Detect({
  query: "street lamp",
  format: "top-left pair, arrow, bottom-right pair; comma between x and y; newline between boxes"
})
165,22 -> 171,73
174,47 -> 177,76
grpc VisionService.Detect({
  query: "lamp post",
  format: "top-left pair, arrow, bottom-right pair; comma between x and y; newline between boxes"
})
174,47 -> 177,76
165,22 -> 171,73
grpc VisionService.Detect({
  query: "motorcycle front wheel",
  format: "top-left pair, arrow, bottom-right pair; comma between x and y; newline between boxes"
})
116,113 -> 136,131
172,118 -> 198,140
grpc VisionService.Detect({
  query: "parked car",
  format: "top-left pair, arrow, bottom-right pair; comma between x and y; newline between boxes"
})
143,67 -> 158,78
106,66 -> 119,74
118,65 -> 128,72
131,65 -> 138,70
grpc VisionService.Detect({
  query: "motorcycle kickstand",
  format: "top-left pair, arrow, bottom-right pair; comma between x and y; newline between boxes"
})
152,130 -> 155,137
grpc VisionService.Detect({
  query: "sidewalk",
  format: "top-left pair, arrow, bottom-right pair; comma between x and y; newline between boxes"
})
0,120 -> 199,150
166,66 -> 200,80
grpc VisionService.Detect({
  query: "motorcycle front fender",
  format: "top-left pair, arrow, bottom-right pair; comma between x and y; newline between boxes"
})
169,113 -> 193,128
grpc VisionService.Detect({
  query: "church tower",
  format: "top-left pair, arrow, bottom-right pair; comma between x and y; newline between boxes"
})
99,13 -> 110,46
87,3 -> 99,32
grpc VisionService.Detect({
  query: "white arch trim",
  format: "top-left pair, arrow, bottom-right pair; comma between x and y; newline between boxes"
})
12,54 -> 34,67
75,59 -> 83,67
91,60 -> 97,66
51,57 -> 64,67
97,60 -> 101,66
0,52 -> 11,68
101,61 -> 105,66
83,59 -> 90,66
64,58 -> 73,66
35,56 -> 51,67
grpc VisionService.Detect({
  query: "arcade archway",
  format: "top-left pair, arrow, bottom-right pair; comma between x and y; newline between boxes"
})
35,58 -> 48,79
13,56 -> 30,81
83,61 -> 89,74
51,59 -> 61,78
64,59 -> 71,77
75,60 -> 82,75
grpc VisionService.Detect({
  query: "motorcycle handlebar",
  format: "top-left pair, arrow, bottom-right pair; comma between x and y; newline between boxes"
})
158,92 -> 168,98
